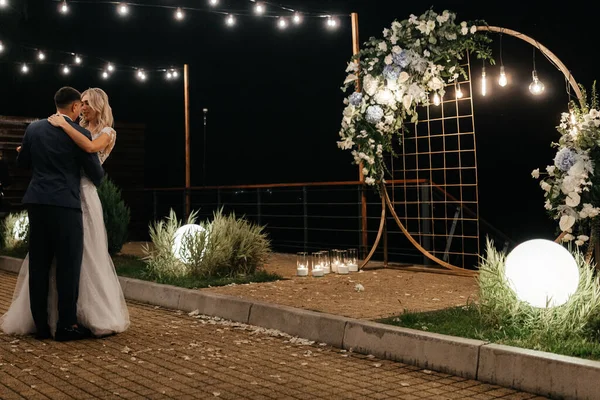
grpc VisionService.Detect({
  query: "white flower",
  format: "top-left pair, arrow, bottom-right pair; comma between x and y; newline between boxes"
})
546,165 -> 556,176
382,28 -> 390,37
460,21 -> 467,27
363,75 -> 379,96
427,76 -> 444,90
426,20 -> 436,32
470,25 -> 477,34
423,50 -> 430,57
590,109 -> 599,119
562,233 -> 575,242
461,26 -> 468,35
398,71 -> 410,84
566,192 -> 581,207
580,203 -> 600,219
378,42 -> 388,52
559,215 -> 576,232
531,168 -> 540,179
575,239 -> 585,246
365,177 -> 376,185
392,45 -> 402,54
362,168 -> 369,176
390,35 -> 398,45
578,234 -> 590,242
345,62 -> 359,73
374,88 -> 394,106
337,136 -> 355,150
544,200 -> 552,210
384,55 -> 393,65
344,74 -> 358,85
540,181 -> 552,192
402,94 -> 412,110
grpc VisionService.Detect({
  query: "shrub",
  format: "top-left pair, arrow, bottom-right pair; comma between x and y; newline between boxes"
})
1,210 -> 29,255
98,176 -> 130,255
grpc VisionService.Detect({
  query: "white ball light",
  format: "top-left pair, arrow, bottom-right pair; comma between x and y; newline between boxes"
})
172,224 -> 207,263
504,239 -> 579,308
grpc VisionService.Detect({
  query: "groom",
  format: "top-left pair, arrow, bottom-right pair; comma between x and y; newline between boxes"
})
17,87 -> 104,341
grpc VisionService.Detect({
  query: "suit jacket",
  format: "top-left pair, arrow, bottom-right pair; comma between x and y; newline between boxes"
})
17,116 -> 104,209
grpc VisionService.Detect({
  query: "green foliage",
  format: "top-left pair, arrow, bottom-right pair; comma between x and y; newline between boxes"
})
1,211 -> 29,255
98,177 -> 130,255
478,239 -> 600,340
143,208 -> 272,280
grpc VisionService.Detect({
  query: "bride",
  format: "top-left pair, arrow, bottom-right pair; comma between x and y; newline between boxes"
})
1,88 -> 130,338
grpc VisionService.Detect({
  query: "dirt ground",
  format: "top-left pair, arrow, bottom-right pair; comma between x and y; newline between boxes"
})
120,243 -> 479,321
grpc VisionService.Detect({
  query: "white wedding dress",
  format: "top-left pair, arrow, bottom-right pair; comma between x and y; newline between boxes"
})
0,127 -> 130,337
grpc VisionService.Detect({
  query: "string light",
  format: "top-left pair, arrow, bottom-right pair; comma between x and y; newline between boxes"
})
529,48 -> 545,95
59,0 -> 68,14
208,0 -> 219,5
455,82 -> 464,99
225,14 -> 235,26
174,7 -> 184,21
20,64 -> 29,74
107,63 -> 114,72
326,16 -> 338,29
432,93 -> 441,106
136,69 -> 147,81
292,13 -> 302,24
0,0 -> 7,8
74,54 -> 82,64
481,63 -> 487,96
102,71 -> 109,79
165,69 -> 179,80
498,32 -> 507,87
37,51 -> 46,61
117,3 -> 129,16
0,41 -> 4,53
277,17 -> 288,29
62,65 -> 70,75
253,2 -> 265,15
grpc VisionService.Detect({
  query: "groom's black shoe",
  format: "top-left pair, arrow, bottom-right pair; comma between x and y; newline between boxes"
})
54,325 -> 92,342
34,328 -> 52,340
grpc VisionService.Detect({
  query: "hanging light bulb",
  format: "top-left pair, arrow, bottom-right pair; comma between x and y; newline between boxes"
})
117,3 -> 129,16
432,93 -> 441,106
254,2 -> 265,14
481,65 -> 487,96
37,51 -> 46,61
102,71 -> 109,79
74,55 -> 82,64
208,0 -> 218,5
59,1 -> 68,14
172,70 -> 179,78
107,63 -> 114,72
277,17 -> 288,29
529,70 -> 545,95
165,71 -> 173,79
62,66 -> 70,75
174,7 -> 184,20
21,64 -> 29,73
498,65 -> 507,87
292,12 -> 302,24
0,41 -> 4,53
326,16 -> 338,29
455,82 -> 464,99
225,14 -> 235,26
0,0 -> 7,8
136,69 -> 147,81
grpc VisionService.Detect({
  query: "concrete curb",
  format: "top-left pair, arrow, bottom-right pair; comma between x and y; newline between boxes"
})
2,256 -> 599,399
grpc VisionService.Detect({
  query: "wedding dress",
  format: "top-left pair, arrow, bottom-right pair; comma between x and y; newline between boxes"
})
0,127 -> 130,337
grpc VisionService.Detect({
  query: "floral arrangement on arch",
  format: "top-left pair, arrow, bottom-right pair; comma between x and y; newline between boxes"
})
338,9 -> 493,186
532,84 -> 600,247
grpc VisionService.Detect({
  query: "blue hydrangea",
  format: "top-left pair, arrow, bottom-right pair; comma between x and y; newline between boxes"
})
392,51 -> 409,68
365,105 -> 384,124
348,92 -> 363,106
554,148 -> 576,172
383,65 -> 401,82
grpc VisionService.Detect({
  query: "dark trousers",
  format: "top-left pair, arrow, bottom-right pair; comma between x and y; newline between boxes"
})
28,204 -> 83,332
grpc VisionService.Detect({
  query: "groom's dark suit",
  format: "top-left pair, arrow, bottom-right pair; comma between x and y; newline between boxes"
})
17,115 -> 104,336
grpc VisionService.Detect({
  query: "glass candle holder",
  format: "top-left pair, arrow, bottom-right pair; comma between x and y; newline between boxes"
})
347,248 -> 358,272
319,250 -> 331,274
337,250 -> 349,274
311,252 -> 324,277
330,249 -> 340,273
296,252 -> 308,276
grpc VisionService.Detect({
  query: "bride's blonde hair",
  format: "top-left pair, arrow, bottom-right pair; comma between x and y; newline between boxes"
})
79,88 -> 114,132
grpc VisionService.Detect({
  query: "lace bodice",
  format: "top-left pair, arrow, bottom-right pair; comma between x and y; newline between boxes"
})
92,126 -> 117,165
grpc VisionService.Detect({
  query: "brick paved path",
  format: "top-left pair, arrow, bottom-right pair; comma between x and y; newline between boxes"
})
0,271 -> 547,399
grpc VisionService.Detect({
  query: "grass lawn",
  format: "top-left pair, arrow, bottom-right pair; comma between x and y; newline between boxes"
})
0,249 -> 283,290
379,305 -> 600,360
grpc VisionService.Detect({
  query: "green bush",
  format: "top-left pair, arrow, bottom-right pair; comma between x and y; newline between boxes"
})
1,210 -> 30,256
143,208 -> 271,279
98,176 -> 130,255
478,239 -> 600,340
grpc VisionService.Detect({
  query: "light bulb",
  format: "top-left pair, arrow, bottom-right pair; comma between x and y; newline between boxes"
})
107,63 -> 114,72
0,0 -> 7,8
37,51 -> 45,61
326,17 -> 338,29
0,41 -> 4,53
166,71 -> 172,79
74,55 -> 81,64
172,70 -> 178,78
293,13 -> 302,24
481,65 -> 487,96
225,14 -> 235,26
175,7 -> 184,20
102,71 -> 109,79
117,3 -> 128,16
455,83 -> 463,99
21,64 -> 28,73
136,70 -> 147,81
529,70 -> 545,95
498,65 -> 507,87
62,66 -> 70,74
60,1 -> 68,13
278,17 -> 288,29
254,2 -> 265,14
208,0 -> 218,5
432,93 -> 441,106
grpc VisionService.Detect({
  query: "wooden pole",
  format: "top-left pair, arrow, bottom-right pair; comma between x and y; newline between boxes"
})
184,63 -> 191,218
351,12 -> 368,259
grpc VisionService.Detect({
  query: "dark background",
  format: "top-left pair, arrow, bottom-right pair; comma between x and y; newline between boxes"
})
0,0 -> 598,244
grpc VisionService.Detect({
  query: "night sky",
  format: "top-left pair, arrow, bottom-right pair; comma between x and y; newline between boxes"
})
0,0 -> 599,244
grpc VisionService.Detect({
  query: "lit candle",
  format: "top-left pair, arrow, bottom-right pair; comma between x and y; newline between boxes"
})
337,263 -> 349,274
332,260 -> 339,273
312,265 -> 324,277
297,264 -> 308,276
348,262 -> 358,272
322,263 -> 330,274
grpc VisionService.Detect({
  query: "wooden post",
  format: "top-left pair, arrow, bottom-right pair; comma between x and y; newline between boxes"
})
351,12 -> 368,259
184,63 -> 191,218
